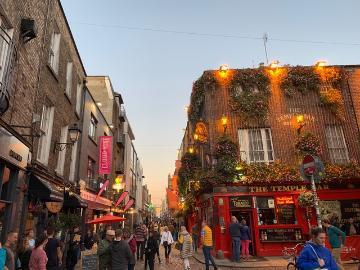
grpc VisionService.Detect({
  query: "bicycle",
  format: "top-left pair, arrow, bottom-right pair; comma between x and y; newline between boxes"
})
282,243 -> 305,270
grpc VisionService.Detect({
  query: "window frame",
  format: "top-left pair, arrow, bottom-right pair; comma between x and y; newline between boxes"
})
88,113 -> 98,141
65,61 -> 73,99
325,125 -> 349,164
75,81 -> 82,115
48,27 -> 61,74
0,17 -> 13,84
87,157 -> 96,180
37,105 -> 54,165
55,125 -> 68,176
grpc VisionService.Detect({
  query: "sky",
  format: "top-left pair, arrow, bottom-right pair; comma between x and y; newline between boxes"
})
61,0 -> 360,206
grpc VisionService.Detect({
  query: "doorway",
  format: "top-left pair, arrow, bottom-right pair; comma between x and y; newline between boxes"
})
231,210 -> 256,256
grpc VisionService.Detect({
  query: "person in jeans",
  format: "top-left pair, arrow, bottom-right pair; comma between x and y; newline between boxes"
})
144,231 -> 159,270
229,216 -> 241,262
4,231 -> 18,270
322,219 -> 346,270
45,227 -> 62,270
240,219 -> 251,260
160,226 -> 174,263
110,229 -> 132,270
135,223 -> 146,261
191,223 -> 199,253
297,227 -> 338,270
201,221 -> 218,270
29,233 -> 48,270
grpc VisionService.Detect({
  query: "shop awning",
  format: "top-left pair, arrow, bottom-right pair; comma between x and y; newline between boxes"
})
64,192 -> 87,208
29,175 -> 63,202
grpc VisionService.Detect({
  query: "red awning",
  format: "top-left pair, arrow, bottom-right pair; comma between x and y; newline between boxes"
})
86,214 -> 126,224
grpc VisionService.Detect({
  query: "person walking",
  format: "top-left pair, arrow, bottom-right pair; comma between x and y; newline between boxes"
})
135,223 -> 146,261
240,219 -> 251,260
123,229 -> 136,270
297,227 -> 338,270
44,227 -> 62,270
29,234 -> 48,270
144,231 -> 158,270
201,220 -> 218,270
179,226 -> 193,270
4,231 -> 18,270
26,230 -> 35,250
84,229 -> 95,250
191,223 -> 199,253
17,238 -> 32,270
229,216 -> 241,262
66,227 -> 81,270
110,229 -> 132,270
152,226 -> 161,264
322,219 -> 346,270
98,229 -> 115,270
160,226 -> 174,263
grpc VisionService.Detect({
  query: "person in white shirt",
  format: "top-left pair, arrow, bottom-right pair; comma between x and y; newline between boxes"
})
160,226 -> 174,263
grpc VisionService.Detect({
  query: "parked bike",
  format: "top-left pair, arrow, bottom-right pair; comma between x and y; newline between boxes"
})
282,243 -> 305,270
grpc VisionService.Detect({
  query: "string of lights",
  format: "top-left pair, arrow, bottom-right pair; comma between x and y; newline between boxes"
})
71,21 -> 360,47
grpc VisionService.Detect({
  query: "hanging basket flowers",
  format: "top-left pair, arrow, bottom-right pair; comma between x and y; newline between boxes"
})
295,132 -> 322,156
319,88 -> 345,120
298,191 -> 316,208
215,136 -> 239,158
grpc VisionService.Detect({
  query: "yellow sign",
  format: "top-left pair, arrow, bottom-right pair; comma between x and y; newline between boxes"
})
46,201 -> 63,213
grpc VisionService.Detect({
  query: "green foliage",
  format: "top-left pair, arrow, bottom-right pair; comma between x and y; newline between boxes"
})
295,132 -> 322,156
229,69 -> 270,121
214,136 -> 239,182
47,212 -> 81,232
178,153 -> 201,197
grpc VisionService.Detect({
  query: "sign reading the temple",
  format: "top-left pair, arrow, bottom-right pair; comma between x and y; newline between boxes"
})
230,196 -> 253,209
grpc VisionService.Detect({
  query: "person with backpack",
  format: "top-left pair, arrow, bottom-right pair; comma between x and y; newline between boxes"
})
297,227 -> 338,270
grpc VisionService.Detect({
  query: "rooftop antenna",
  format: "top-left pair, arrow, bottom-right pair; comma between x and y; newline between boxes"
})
263,33 -> 269,64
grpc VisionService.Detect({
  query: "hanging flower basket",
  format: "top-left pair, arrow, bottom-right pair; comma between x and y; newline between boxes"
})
295,132 -> 321,156
298,191 -> 316,208
319,88 -> 345,120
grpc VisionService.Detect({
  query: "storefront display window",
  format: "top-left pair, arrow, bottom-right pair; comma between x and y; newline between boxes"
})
256,197 -> 276,225
256,196 -> 296,225
276,196 -> 296,225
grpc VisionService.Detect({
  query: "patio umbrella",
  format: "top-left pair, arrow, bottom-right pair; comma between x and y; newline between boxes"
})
86,214 -> 126,224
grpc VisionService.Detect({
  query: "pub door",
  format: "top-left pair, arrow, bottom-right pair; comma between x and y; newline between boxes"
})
231,210 -> 256,256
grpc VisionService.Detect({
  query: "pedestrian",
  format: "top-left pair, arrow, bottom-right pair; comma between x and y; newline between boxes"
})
102,225 -> 112,240
240,219 -> 251,260
191,223 -> 199,253
3,231 -> 18,270
66,228 -> 81,270
144,231 -> 158,270
29,233 -> 48,270
123,229 -> 136,270
0,242 -> 6,270
160,226 -> 174,263
17,238 -> 32,270
297,227 -> 338,270
179,226 -> 193,270
201,220 -> 218,270
84,228 -> 95,250
44,227 -> 62,270
26,230 -> 35,250
341,218 -> 359,236
135,223 -> 146,261
98,229 -> 115,270
151,228 -> 161,264
229,216 -> 241,262
322,219 -> 346,270
110,229 -> 132,270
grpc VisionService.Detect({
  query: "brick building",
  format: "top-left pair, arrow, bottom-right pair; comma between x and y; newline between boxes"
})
179,64 -> 360,258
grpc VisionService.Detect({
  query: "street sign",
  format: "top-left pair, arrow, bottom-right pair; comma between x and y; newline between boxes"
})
302,155 -> 316,175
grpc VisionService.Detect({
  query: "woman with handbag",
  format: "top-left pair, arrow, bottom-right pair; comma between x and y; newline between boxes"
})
160,226 -> 174,263
179,226 -> 193,270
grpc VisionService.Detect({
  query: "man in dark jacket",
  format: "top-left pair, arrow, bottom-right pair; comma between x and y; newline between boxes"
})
135,223 -> 146,260
297,227 -> 338,270
229,216 -> 242,262
144,231 -> 159,270
110,229 -> 132,270
98,230 -> 115,270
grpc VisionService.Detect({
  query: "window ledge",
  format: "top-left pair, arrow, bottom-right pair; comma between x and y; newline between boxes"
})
47,64 -> 59,81
88,135 -> 97,146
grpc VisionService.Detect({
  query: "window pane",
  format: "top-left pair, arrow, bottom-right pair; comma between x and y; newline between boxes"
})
256,197 -> 276,225
325,126 -> 348,164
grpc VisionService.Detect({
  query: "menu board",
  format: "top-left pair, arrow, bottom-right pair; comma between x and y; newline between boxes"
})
230,196 -> 252,209
82,253 -> 98,270
341,200 -> 360,222
277,204 -> 296,224
260,228 -> 302,242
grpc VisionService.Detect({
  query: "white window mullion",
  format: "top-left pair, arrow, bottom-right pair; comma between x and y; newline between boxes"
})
261,129 -> 269,162
65,62 -> 73,97
56,125 -> 68,175
43,107 -> 54,165
76,82 -> 82,115
69,140 -> 78,182
238,129 -> 249,162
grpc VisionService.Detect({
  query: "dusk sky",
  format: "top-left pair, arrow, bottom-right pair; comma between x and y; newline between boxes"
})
61,0 -> 360,206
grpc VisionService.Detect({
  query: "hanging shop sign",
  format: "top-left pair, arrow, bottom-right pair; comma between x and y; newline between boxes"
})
230,196 -> 252,209
0,127 -> 29,169
46,201 -> 63,213
98,136 -> 113,175
276,196 -> 295,205
195,122 -> 208,143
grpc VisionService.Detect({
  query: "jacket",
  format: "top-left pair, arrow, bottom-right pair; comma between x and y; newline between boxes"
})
180,232 -> 193,259
29,248 -> 48,270
110,239 -> 132,270
240,225 -> 251,240
201,226 -> 213,247
327,226 -> 346,248
160,231 -> 174,245
135,226 -> 146,242
145,237 -> 158,259
98,238 -> 111,269
297,241 -> 338,270
229,222 -> 242,238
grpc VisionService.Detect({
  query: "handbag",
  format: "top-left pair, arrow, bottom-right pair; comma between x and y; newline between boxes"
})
163,241 -> 168,247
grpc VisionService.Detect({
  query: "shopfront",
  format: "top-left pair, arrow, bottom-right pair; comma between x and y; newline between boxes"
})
196,182 -> 360,258
0,126 -> 30,241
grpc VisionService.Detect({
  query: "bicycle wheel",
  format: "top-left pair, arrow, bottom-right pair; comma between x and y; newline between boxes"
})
287,262 -> 297,270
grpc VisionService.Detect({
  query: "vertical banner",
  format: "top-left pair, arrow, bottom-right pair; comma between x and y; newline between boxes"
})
99,136 -> 113,174
124,199 -> 135,211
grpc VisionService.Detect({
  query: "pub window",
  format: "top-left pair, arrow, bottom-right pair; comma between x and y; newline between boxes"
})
75,82 -> 82,115
55,125 -> 68,176
88,114 -> 97,141
239,128 -> 274,163
256,197 -> 276,225
65,62 -> 73,98
48,27 -> 60,74
37,105 -> 54,165
87,157 -> 95,180
276,196 -> 296,225
0,16 -> 13,85
325,125 -> 349,164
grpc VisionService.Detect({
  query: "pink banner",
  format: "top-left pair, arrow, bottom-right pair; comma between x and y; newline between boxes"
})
95,179 -> 109,202
114,191 -> 129,208
99,136 -> 113,175
124,199 -> 135,211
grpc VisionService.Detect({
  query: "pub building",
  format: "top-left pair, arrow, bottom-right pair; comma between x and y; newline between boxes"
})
193,181 -> 360,258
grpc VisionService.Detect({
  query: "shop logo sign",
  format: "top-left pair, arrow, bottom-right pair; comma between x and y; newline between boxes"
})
98,136 -> 113,175
230,196 -> 252,209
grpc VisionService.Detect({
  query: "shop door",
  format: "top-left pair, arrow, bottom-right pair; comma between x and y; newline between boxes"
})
231,210 -> 256,256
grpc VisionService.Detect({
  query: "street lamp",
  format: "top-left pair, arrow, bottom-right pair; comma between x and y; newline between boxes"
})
315,60 -> 327,68
221,115 -> 228,134
296,114 -> 305,135
54,123 -> 81,151
112,175 -> 125,193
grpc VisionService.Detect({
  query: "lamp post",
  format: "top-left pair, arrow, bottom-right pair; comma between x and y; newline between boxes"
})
54,123 -> 81,151
221,115 -> 228,134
